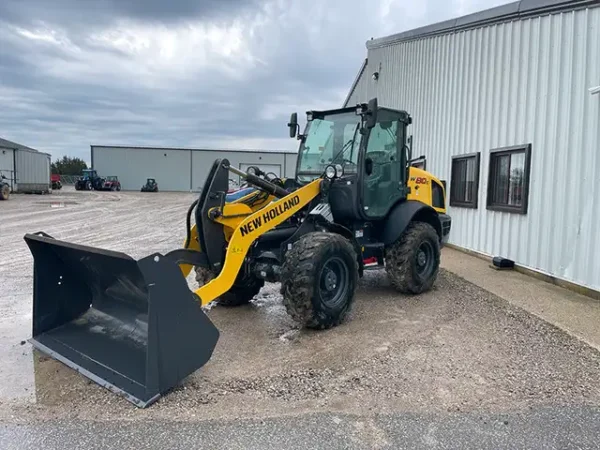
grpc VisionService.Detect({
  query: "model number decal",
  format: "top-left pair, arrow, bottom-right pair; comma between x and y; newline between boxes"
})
414,177 -> 428,185
239,195 -> 301,237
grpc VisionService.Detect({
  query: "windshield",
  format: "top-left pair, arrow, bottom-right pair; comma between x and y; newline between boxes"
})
296,112 -> 361,182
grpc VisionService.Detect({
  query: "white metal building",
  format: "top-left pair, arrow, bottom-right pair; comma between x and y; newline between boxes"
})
345,0 -> 600,292
91,145 -> 298,192
0,137 -> 52,193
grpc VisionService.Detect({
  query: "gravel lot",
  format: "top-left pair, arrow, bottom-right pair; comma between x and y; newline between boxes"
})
1,188 -> 600,438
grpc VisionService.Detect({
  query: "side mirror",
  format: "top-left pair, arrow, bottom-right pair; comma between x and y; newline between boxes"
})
365,157 -> 373,176
288,113 -> 298,138
365,98 -> 378,129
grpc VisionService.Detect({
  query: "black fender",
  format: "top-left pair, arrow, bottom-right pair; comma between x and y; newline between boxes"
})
382,200 -> 442,246
281,216 -> 365,275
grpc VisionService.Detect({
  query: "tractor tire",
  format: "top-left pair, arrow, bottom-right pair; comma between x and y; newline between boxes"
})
385,221 -> 440,294
85,181 -> 92,191
195,266 -> 264,307
111,185 -> 116,191
0,184 -> 9,200
281,232 -> 358,330
117,185 -> 121,191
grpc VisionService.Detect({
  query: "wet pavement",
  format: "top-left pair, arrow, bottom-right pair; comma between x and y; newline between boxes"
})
2,188 -> 600,448
2,407 -> 600,449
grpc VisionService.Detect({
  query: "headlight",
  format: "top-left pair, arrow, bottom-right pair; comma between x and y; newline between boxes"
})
335,164 -> 344,178
325,165 -> 336,179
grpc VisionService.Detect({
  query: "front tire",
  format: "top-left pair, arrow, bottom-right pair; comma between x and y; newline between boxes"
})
0,184 -> 9,200
281,232 -> 358,330
385,221 -> 440,294
195,266 -> 264,307
86,181 -> 92,191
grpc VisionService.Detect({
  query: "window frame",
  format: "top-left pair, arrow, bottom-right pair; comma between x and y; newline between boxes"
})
450,152 -> 481,209
486,144 -> 532,214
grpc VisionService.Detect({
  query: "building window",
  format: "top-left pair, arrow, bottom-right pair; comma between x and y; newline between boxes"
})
450,152 -> 480,208
486,144 -> 532,214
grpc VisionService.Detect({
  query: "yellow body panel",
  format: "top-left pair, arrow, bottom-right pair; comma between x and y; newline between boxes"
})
406,166 -> 447,214
192,179 -> 322,305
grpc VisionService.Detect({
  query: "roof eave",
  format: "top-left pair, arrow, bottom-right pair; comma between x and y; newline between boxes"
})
366,0 -> 600,49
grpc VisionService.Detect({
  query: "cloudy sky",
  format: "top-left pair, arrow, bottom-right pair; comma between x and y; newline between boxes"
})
0,0 -> 507,162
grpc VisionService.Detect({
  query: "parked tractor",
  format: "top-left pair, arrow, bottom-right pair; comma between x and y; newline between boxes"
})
141,178 -> 158,192
74,169 -> 102,190
0,174 -> 10,200
98,176 -> 121,191
51,174 -> 62,190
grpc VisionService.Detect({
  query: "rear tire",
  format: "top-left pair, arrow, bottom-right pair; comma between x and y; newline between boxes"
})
195,266 -> 264,307
281,232 -> 358,330
385,221 -> 440,294
0,184 -> 9,200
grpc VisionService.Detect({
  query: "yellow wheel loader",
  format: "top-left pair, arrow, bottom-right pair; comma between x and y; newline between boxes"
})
23,98 -> 451,407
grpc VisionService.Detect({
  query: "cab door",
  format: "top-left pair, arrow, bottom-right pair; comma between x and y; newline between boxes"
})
361,118 -> 407,218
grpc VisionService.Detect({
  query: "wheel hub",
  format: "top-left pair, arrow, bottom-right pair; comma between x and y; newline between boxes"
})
319,256 -> 349,308
415,241 -> 434,277
417,250 -> 427,267
324,269 -> 338,291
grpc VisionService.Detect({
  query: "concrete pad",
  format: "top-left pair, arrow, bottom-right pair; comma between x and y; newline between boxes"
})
441,247 -> 600,352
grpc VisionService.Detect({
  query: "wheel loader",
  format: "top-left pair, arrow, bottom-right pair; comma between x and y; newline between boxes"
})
23,98 -> 451,407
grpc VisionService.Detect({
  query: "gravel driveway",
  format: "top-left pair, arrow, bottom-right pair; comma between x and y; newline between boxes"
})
1,188 -> 599,447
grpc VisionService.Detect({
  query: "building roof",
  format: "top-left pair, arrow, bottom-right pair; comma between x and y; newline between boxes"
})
0,137 -> 39,153
91,145 -> 298,155
367,0 -> 600,49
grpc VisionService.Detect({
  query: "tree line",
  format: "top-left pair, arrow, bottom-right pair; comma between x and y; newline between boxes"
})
51,156 -> 88,175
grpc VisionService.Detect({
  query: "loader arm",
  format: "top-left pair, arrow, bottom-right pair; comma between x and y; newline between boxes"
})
180,189 -> 275,278
194,178 -> 322,305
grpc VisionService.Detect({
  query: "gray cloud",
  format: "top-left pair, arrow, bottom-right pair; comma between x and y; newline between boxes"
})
0,0 -> 510,163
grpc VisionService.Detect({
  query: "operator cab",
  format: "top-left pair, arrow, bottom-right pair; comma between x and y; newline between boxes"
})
289,100 -> 412,223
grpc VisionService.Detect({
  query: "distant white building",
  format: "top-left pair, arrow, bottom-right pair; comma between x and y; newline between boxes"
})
345,0 -> 600,293
91,145 -> 298,192
0,137 -> 51,193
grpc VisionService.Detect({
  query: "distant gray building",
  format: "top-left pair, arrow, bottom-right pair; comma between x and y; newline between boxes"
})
345,0 -> 600,293
91,145 -> 298,192
0,137 -> 51,193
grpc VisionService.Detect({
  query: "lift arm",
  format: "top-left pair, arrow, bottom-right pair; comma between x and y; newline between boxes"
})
194,178 -> 322,305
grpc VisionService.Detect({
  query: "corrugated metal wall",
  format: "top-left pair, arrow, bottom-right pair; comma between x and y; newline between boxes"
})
190,150 -> 295,192
346,6 -> 600,291
92,146 -> 298,192
93,147 -> 192,191
345,59 -> 371,108
15,149 -> 51,193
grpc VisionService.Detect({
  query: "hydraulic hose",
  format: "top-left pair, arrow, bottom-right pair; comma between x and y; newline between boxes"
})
185,198 -> 199,249
227,166 -> 289,198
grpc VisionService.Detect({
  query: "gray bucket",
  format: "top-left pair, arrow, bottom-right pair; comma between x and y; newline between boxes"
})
24,233 -> 219,407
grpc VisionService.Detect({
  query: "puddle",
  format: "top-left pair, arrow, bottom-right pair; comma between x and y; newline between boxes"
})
34,200 -> 79,207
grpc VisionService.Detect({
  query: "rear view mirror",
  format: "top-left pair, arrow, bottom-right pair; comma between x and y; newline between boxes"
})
288,113 -> 298,138
365,98 -> 378,129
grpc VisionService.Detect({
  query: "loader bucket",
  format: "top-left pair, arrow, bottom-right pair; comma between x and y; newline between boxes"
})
24,233 -> 219,408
